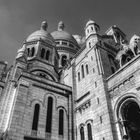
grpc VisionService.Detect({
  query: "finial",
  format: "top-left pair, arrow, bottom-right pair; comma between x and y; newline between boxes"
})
58,21 -> 65,31
41,21 -> 48,31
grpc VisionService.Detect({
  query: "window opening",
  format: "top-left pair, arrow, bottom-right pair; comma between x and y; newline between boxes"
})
46,97 -> 53,133
59,109 -> 64,135
46,50 -> 50,61
40,48 -> 45,58
32,104 -> 40,131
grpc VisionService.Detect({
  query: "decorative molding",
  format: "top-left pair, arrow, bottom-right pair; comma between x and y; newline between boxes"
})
75,91 -> 90,103
20,79 -> 30,87
56,46 -> 77,54
109,75 -> 135,98
75,99 -> 91,114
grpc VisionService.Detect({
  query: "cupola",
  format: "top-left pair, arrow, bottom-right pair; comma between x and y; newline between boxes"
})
85,19 -> 100,39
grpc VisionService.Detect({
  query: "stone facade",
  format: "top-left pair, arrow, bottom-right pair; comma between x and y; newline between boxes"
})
0,19 -> 140,140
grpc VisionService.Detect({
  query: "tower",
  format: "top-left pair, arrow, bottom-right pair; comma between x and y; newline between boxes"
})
73,20 -> 115,140
85,20 -> 100,50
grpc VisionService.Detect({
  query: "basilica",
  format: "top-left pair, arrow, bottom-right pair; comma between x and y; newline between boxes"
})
0,19 -> 140,140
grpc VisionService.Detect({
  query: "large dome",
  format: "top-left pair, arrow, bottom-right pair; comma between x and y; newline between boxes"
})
26,21 -> 54,43
51,21 -> 78,45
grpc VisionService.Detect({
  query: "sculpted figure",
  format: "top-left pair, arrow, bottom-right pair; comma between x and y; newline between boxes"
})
116,40 -> 129,67
129,34 -> 140,55
116,34 -> 140,67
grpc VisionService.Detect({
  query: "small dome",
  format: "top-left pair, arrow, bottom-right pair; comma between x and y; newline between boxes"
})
86,19 -> 95,27
26,21 -> 54,43
51,21 -> 78,45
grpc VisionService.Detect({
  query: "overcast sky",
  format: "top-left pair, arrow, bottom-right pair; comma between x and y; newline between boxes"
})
0,0 -> 140,64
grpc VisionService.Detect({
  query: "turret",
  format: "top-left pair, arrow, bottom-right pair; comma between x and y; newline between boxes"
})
85,20 -> 100,50
85,19 -> 100,40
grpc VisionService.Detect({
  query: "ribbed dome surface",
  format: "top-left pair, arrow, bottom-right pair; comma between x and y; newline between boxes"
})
51,30 -> 78,45
26,30 -> 54,42
26,21 -> 54,43
51,21 -> 78,45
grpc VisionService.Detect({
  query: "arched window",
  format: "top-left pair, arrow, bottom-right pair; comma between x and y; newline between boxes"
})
27,48 -> 30,56
81,65 -> 85,78
40,48 -> 45,58
87,123 -> 93,140
46,50 -> 50,61
89,42 -> 91,48
91,26 -> 93,31
59,109 -> 64,135
31,47 -> 35,57
80,126 -> 85,140
78,72 -> 80,82
46,97 -> 53,133
32,104 -> 40,131
86,64 -> 89,75
61,55 -> 67,67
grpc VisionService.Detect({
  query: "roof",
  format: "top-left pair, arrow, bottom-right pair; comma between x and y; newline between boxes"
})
26,21 -> 54,43
51,21 -> 78,45
51,30 -> 78,45
26,30 -> 54,42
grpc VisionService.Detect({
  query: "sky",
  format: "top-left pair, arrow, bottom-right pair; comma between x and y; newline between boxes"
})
0,0 -> 140,65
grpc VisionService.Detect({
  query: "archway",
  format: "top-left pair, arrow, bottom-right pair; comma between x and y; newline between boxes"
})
119,100 -> 140,140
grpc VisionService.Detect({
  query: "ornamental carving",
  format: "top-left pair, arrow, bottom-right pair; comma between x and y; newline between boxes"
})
76,100 -> 91,114
116,35 -> 140,67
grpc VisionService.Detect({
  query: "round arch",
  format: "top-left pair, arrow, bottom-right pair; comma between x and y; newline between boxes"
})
115,93 -> 140,140
43,93 -> 57,109
30,68 -> 58,82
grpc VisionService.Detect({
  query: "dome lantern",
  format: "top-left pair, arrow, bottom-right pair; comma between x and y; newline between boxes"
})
58,21 -> 65,31
26,21 -> 54,43
41,21 -> 48,31
85,19 -> 100,39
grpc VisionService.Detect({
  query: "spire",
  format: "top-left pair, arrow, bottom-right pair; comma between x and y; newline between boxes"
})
58,21 -> 65,31
41,21 -> 48,31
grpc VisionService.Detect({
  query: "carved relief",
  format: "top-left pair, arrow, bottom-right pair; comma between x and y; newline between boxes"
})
116,35 -> 140,67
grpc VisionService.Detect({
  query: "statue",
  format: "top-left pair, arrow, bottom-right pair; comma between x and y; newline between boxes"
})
116,34 -> 140,67
129,34 -> 140,56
